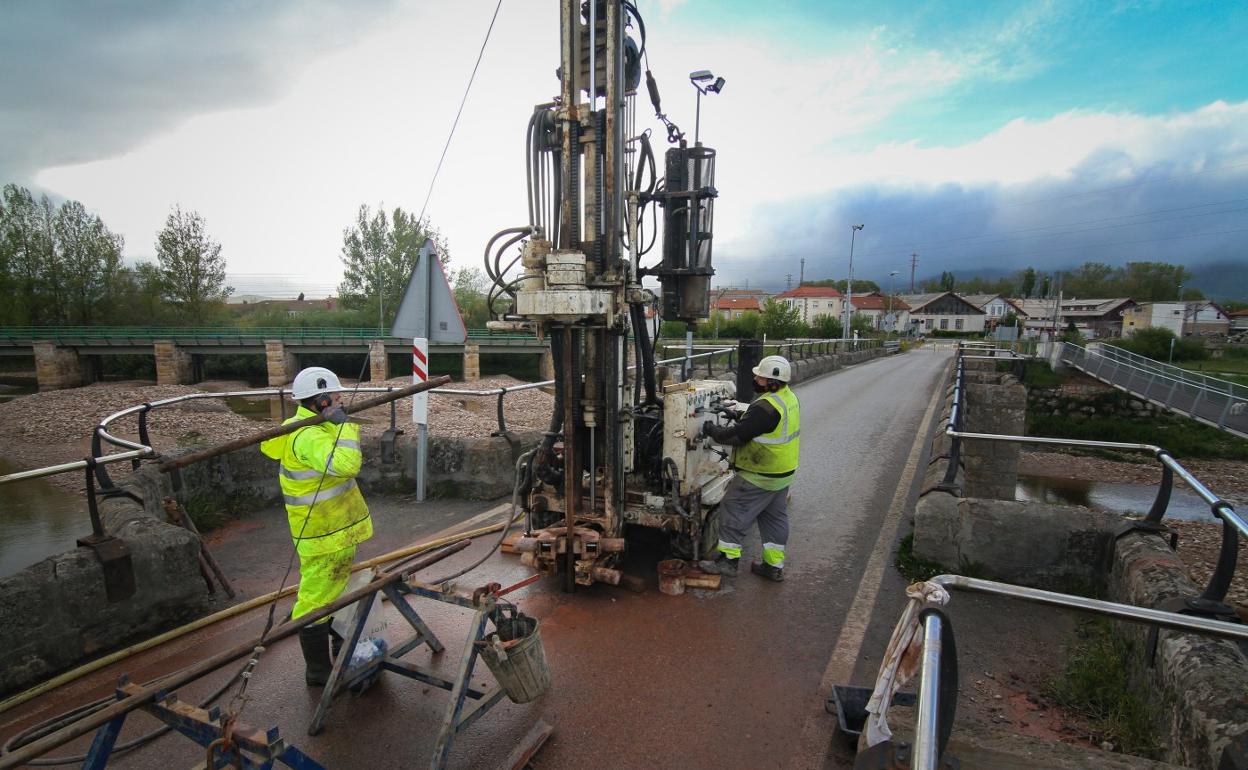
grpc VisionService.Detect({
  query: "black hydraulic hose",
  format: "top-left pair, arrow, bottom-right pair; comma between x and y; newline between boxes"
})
482,226 -> 530,283
491,230 -> 530,291
525,110 -> 537,228
535,327 -> 565,486
630,302 -> 658,405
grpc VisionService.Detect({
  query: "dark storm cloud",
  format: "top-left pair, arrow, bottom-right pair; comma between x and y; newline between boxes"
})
716,156 -> 1248,298
0,1 -> 397,183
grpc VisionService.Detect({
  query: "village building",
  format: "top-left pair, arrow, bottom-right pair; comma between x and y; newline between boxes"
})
848,293 -> 910,332
774,286 -> 845,325
899,292 -> 986,334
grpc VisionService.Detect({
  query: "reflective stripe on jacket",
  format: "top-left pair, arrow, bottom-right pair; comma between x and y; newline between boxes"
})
733,386 -> 801,477
260,406 -> 373,556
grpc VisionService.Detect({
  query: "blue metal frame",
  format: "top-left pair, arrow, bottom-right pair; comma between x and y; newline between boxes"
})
81,679 -> 325,770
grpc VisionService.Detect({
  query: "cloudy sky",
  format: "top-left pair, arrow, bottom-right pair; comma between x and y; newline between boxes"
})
3,0 -> 1247,298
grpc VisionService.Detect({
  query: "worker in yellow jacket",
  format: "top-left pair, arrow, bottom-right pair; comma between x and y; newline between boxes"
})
261,366 -> 373,685
699,355 -> 800,582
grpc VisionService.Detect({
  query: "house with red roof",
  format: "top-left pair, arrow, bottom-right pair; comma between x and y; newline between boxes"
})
774,286 -> 844,325
713,295 -> 761,319
848,293 -> 911,331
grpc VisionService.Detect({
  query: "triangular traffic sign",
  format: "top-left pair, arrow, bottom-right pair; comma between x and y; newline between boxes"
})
390,242 -> 468,343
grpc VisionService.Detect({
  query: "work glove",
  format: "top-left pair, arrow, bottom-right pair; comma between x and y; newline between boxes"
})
322,405 -> 349,425
717,399 -> 748,420
702,421 -> 733,443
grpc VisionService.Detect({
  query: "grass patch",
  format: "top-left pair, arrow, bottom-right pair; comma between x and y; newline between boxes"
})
894,532 -> 986,582
1015,360 -> 1064,389
183,488 -> 265,532
1028,410 -> 1248,461
1046,620 -> 1162,758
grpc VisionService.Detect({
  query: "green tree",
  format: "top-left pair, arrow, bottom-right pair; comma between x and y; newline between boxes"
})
451,266 -> 490,328
1063,262 -> 1114,298
939,271 -> 956,292
0,184 -> 46,324
810,314 -> 842,339
850,312 -> 875,337
802,278 -> 881,294
338,204 -> 449,329
1018,267 -> 1036,298
758,298 -> 805,339
55,200 -> 124,324
155,206 -> 232,323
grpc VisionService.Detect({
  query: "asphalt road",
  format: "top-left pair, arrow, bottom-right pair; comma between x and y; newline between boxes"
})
0,346 -> 954,770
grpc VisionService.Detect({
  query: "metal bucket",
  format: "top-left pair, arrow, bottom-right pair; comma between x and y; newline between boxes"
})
479,612 -> 551,704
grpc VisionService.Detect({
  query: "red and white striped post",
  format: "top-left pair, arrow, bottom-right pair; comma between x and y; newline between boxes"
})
411,337 -> 430,424
412,337 -> 430,500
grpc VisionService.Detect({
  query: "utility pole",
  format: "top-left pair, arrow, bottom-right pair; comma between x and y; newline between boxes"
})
799,257 -> 805,286
909,252 -> 918,293
786,273 -> 792,290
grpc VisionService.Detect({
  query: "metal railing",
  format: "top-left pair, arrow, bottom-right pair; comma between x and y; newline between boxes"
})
894,575 -> 1248,770
1057,341 -> 1247,437
944,345 -> 1245,610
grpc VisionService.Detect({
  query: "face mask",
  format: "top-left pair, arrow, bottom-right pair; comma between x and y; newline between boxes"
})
753,379 -> 769,394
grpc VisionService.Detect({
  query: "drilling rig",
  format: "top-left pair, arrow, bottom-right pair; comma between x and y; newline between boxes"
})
485,0 -> 736,591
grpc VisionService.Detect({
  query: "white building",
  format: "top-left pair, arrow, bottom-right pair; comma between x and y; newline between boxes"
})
961,294 -> 1024,325
900,292 -> 986,334
1122,302 -> 1186,336
774,286 -> 845,324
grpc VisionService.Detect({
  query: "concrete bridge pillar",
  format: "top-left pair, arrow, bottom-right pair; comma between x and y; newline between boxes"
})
463,343 -> 481,382
33,341 -> 88,391
154,341 -> 194,385
265,341 -> 298,387
962,365 -> 1026,500
368,340 -> 388,382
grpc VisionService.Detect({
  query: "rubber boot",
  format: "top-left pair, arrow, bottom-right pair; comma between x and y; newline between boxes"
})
299,623 -> 333,687
750,560 -> 785,582
697,553 -> 740,576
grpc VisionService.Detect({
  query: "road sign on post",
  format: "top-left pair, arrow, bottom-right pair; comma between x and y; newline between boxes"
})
391,242 -> 467,501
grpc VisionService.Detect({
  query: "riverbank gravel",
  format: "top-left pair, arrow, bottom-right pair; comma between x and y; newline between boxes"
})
0,376 -> 554,493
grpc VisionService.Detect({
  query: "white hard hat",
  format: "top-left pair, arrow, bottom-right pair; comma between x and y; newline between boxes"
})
291,366 -> 344,400
752,355 -> 792,383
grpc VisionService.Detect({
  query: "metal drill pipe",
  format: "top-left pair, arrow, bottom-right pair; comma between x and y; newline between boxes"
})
0,538 -> 471,769
158,376 -> 451,472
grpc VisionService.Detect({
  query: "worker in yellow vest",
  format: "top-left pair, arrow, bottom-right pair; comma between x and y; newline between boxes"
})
260,366 -> 373,685
699,355 -> 800,582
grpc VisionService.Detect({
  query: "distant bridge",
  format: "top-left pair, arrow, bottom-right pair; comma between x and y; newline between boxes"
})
0,326 -> 548,390
0,326 -> 544,355
1056,341 -> 1248,439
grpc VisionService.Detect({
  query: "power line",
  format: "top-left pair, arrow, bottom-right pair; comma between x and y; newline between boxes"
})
416,0 -> 505,224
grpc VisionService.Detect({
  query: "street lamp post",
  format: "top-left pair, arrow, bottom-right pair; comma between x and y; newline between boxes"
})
842,224 -> 864,341
888,270 -> 900,332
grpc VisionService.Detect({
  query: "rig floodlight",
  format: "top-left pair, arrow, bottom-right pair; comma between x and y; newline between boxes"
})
708,76 -> 726,93
689,69 -> 714,82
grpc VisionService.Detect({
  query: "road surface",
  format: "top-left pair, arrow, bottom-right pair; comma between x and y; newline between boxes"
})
1,347 -> 954,769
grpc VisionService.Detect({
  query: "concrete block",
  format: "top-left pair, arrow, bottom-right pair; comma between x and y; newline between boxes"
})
1109,533 -> 1248,770
368,339 -> 388,382
462,342 -> 481,382
914,496 -> 1119,587
154,341 -> 194,385
265,340 -> 298,387
33,341 -> 89,391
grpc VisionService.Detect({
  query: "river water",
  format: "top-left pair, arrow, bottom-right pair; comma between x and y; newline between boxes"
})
0,457 -> 88,577
1016,474 -> 1218,522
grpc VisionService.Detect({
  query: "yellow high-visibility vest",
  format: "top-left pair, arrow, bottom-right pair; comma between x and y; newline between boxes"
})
260,407 -> 373,556
734,386 -> 801,477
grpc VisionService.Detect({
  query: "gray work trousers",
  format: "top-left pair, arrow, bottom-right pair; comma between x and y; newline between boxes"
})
715,474 -> 791,566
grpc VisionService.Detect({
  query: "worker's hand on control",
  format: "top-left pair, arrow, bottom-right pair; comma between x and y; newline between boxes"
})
322,405 -> 349,425
702,421 -> 730,442
718,399 -> 747,419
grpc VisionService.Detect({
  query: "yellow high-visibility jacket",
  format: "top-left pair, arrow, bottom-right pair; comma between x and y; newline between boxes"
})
733,386 -> 801,478
260,406 -> 373,556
